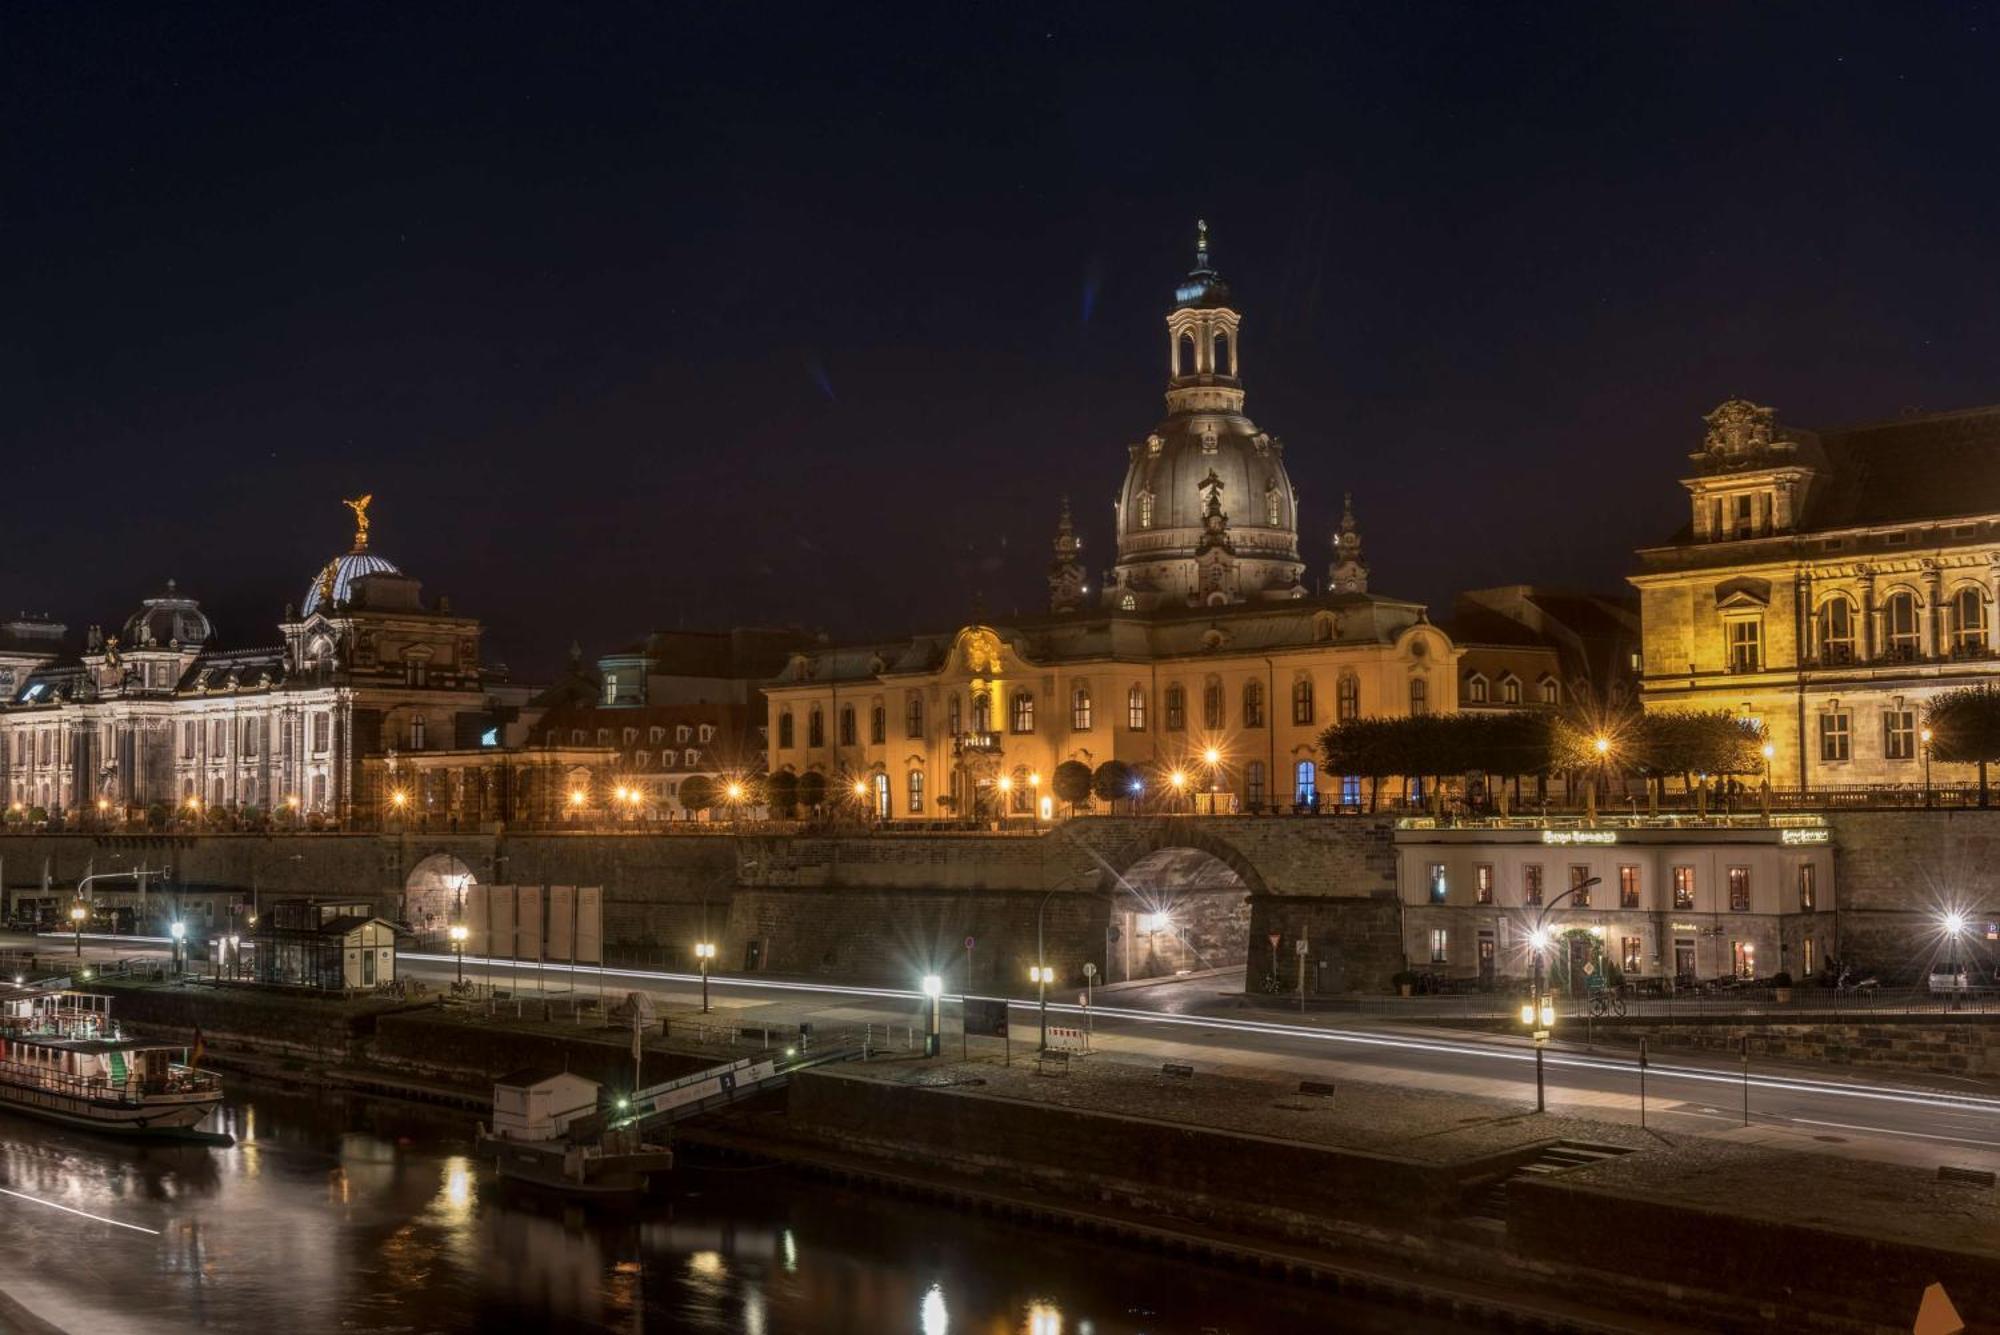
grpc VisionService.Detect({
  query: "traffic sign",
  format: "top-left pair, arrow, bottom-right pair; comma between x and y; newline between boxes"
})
1294,937 -> 1309,956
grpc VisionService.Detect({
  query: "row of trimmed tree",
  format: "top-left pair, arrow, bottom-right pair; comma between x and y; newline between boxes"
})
1317,708 -> 1768,811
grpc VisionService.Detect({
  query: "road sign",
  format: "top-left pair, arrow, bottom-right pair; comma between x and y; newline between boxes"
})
1294,937 -> 1309,956
964,998 -> 1009,1037
1048,1025 -> 1088,1054
1083,962 -> 1097,979
964,935 -> 976,949
1533,1030 -> 1550,1045
1267,932 -> 1281,950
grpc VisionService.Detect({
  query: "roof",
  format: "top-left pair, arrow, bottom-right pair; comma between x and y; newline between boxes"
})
302,551 -> 402,616
601,627 -> 816,679
495,1067 -> 594,1090
1801,404 -> 2000,530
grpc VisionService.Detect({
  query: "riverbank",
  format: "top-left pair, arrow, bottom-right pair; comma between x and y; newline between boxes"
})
81,978 -> 1998,1333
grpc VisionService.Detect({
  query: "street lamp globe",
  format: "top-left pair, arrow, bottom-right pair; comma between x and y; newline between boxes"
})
725,781 -> 744,802
1593,735 -> 1611,757
169,921 -> 186,941
1202,747 -> 1221,766
1169,770 -> 1187,790
852,779 -> 869,799
449,924 -> 469,945
70,904 -> 86,924
1942,909 -> 1969,937
921,974 -> 943,998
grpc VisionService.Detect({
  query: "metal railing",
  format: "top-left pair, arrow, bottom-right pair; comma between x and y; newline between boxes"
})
1320,981 -> 2000,1021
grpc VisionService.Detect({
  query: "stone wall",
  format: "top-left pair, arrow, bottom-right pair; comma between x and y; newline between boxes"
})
1829,809 -> 2000,976
1603,1016 -> 2000,1079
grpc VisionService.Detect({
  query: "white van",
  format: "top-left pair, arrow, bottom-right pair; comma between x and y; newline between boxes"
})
1928,962 -> 1971,994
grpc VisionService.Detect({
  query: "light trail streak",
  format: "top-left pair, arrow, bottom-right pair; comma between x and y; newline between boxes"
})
0,1185 -> 160,1235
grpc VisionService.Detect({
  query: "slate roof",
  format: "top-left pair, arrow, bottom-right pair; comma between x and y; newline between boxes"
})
1800,404 -> 2000,531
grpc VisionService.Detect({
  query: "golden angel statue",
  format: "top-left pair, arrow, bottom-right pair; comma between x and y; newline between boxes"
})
344,494 -> 374,551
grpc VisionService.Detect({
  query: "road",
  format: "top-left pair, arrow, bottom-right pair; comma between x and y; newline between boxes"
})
394,951 -> 2000,1170
15,932 -> 1999,1169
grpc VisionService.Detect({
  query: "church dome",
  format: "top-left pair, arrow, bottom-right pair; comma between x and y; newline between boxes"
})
301,494 -> 401,616
122,580 -> 213,649
1105,224 -> 1305,610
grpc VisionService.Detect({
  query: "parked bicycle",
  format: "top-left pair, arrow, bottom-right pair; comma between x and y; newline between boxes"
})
1587,989 -> 1628,1018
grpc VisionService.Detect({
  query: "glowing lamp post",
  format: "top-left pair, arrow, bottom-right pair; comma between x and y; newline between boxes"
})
169,919 -> 187,974
1028,772 -> 1041,828
449,923 -> 469,987
695,941 -> 717,1013
1921,727 -> 1934,805
1169,769 -> 1188,813
70,902 -> 87,958
1028,963 -> 1055,1051
227,933 -> 241,981
1522,874 -> 1600,1113
920,973 -> 943,1057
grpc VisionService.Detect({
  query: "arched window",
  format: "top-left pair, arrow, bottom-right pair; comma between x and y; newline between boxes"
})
1138,492 -> 1154,529
1952,586 -> 1988,656
808,707 -> 824,748
1883,590 -> 1921,659
1266,489 -> 1280,526
838,706 -> 856,746
1213,330 -> 1231,376
1178,333 -> 1196,376
1409,677 -> 1428,716
869,705 -> 885,745
871,772 -> 890,819
972,693 -> 993,733
1164,684 -> 1186,731
1336,674 -> 1359,722
1291,677 -> 1314,725
1009,691 -> 1034,734
1465,675 -> 1488,704
1817,597 -> 1857,663
907,770 -> 925,814
949,695 -> 964,735
1071,684 -> 1092,731
1127,685 -> 1147,731
1203,681 -> 1224,729
1246,760 -> 1265,806
1242,680 -> 1264,727
1295,760 -> 1318,805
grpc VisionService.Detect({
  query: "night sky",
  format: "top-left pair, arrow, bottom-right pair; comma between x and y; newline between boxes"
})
11,3 -> 2000,678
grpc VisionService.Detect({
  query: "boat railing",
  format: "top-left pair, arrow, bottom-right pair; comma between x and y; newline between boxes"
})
0,1056 -> 220,1103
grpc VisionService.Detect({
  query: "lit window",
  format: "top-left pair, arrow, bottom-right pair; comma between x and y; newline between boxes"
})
1523,864 -> 1543,907
1474,864 -> 1493,904
907,770 -> 925,814
1673,866 -> 1695,910
1429,928 -> 1448,964
1138,491 -> 1154,528
1427,863 -> 1447,904
1569,865 -> 1592,907
1728,866 -> 1750,912
1010,691 -> 1034,734
1127,685 -> 1146,731
1621,937 -> 1642,973
1071,685 -> 1093,731
1798,863 -> 1816,911
1619,865 -> 1640,909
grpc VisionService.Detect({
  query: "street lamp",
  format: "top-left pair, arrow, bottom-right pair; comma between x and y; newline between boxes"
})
1921,727 -> 1935,805
1169,769 -> 1188,813
695,941 -> 717,1013
1522,875 -> 1600,1113
169,919 -> 186,973
1761,742 -> 1775,787
1029,963 -> 1056,1050
920,973 -> 943,1057
227,933 -> 241,982
70,901 -> 87,958
449,923 -> 469,986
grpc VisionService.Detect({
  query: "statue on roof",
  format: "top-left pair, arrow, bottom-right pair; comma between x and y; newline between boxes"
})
343,493 -> 374,552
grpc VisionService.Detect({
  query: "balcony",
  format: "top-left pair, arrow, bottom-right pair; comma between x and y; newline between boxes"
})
951,731 -> 1002,757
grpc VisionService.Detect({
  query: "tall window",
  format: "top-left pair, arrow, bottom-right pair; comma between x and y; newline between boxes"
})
1295,760 -> 1317,804
1010,691 -> 1034,734
1246,760 -> 1265,806
949,695 -> 963,735
1337,674 -> 1359,722
1952,586 -> 1988,655
1010,767 -> 1032,814
311,714 -> 329,753
1883,591 -> 1921,659
1291,678 -> 1314,725
971,694 -> 991,733
1569,865 -> 1592,907
409,715 -> 426,750
907,770 -> 925,814
1727,619 -> 1762,672
1202,681 -> 1224,729
1474,864 -> 1494,905
1429,928 -> 1449,964
808,708 -> 824,748
1798,863 -> 1816,911
1427,863 -> 1447,904
1523,863 -> 1544,907
1165,685 -> 1186,731
1884,709 -> 1915,761
1242,681 -> 1264,727
1409,677 -> 1428,716
1265,489 -> 1279,525
1127,685 -> 1146,731
1621,937 -> 1642,974
1818,712 -> 1850,763
182,721 -> 196,758
906,694 -> 924,738
1816,597 -> 1856,663
871,772 -> 890,819
869,705 -> 885,745
243,719 -> 260,756
1673,866 -> 1695,910
1071,685 -> 1093,731
1728,866 -> 1750,911
1618,864 -> 1640,909
778,711 -> 794,748
1138,491 -> 1154,528
839,706 -> 856,746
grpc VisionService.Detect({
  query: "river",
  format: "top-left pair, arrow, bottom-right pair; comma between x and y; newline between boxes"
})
0,1083 -> 1470,1333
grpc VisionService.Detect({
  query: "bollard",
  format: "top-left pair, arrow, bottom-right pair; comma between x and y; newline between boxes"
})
1639,1037 -> 1648,1130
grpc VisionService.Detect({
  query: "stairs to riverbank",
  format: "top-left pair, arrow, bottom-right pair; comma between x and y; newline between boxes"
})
1465,1142 -> 1633,1223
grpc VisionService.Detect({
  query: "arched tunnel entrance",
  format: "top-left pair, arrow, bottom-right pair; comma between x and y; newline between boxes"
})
1104,846 -> 1252,983
404,853 -> 478,940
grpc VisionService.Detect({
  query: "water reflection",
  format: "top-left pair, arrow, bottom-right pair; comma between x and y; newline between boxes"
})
0,1082 -> 1477,1334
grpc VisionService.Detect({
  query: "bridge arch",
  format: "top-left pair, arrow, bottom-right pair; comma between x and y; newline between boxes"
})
404,851 -> 478,935
1092,826 -> 1266,983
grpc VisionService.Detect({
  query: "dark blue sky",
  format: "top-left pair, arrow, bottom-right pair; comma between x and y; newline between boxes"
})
9,3 -> 2000,675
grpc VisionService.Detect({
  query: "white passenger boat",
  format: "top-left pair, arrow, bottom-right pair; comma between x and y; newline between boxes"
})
0,992 -> 223,1136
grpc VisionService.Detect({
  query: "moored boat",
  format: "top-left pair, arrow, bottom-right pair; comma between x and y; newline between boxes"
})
0,991 -> 224,1137
477,1068 -> 673,1199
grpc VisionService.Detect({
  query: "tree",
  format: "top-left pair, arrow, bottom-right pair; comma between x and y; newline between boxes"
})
678,775 -> 714,816
796,770 -> 827,813
1053,760 -> 1093,812
766,770 -> 799,818
1927,686 -> 2000,806
1091,760 -> 1134,812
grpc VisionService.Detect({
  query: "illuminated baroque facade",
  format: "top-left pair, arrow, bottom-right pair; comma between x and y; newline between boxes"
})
1633,400 -> 2000,788
0,502 -> 489,822
765,228 -> 1567,819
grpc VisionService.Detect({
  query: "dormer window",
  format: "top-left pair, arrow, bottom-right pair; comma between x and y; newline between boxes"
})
1465,673 -> 1489,704
698,724 -> 715,743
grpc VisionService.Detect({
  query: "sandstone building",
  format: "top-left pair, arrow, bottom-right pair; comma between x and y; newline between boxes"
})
1633,400 -> 2000,790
